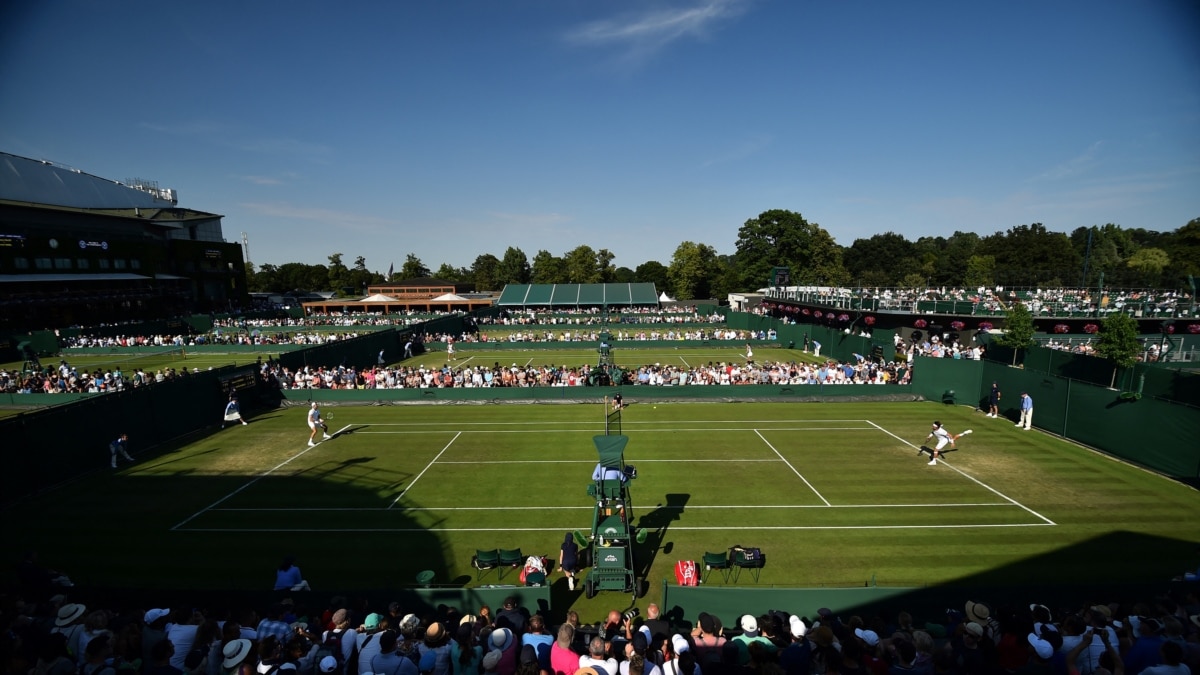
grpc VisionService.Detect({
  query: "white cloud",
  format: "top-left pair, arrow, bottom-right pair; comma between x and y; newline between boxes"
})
240,201 -> 401,234
1031,141 -> 1104,181
565,0 -> 751,64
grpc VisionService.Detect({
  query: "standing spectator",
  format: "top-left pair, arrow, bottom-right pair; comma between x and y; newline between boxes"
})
689,613 -> 726,670
522,616 -> 554,671
578,636 -> 616,675
550,624 -> 577,675
453,620 -> 483,675
1017,393 -> 1033,430
372,630 -> 416,675
109,433 -> 134,468
987,382 -> 1001,418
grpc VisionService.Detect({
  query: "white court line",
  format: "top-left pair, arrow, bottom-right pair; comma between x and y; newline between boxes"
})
388,432 -> 461,509
169,424 -> 354,530
354,427 -> 876,435
357,419 -> 876,426
866,420 -> 1057,526
177,522 -> 1056,533
755,429 -> 831,506
434,459 -> 781,464
211,502 -> 1010,512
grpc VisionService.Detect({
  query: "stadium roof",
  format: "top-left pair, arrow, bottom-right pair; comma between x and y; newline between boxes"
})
496,283 -> 659,307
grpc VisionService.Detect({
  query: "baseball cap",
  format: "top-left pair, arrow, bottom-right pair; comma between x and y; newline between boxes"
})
319,656 -> 339,673
740,615 -> 758,636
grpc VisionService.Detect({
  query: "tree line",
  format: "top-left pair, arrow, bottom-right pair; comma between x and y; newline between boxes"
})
245,211 -> 1200,301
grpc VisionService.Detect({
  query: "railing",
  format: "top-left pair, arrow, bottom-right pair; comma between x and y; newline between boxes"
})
764,286 -> 1196,319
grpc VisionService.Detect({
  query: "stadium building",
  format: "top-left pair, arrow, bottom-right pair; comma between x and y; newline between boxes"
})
0,152 -> 248,332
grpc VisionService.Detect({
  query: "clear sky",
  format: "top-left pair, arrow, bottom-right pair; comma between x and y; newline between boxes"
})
2,1 -> 1197,275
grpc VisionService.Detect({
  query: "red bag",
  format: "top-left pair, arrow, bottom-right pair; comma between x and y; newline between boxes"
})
675,560 -> 698,586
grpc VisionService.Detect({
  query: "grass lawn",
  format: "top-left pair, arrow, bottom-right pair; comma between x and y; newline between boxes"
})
5,398 -> 1198,616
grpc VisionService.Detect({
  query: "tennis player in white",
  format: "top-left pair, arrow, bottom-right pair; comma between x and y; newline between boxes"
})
307,402 -> 330,446
923,421 -> 972,465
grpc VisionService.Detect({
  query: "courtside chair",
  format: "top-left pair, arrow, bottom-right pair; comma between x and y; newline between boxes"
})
730,547 -> 765,583
472,549 -> 500,581
497,548 -> 524,580
702,551 -> 731,583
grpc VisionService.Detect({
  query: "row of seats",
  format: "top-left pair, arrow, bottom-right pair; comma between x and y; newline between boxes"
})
702,547 -> 766,583
471,548 -> 526,581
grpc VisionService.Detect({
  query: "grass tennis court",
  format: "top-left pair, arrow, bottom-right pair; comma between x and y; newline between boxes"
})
6,398 -> 1199,611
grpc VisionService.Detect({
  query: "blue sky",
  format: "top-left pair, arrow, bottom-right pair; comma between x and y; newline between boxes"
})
2,1 -> 1197,275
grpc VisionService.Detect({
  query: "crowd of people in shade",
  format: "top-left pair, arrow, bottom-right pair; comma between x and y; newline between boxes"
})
477,308 -> 727,327
0,359 -> 216,395
258,353 -> 912,390
62,331 -> 367,350
767,287 -> 1192,319
428,329 -> 763,345
8,557 -> 1200,675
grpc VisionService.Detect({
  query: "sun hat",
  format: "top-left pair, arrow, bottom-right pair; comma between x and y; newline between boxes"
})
401,614 -> 421,632
222,639 -> 253,669
426,622 -> 446,643
965,601 -> 990,623
331,609 -> 348,626
789,616 -> 807,638
740,615 -> 758,636
964,622 -> 984,638
490,627 -> 514,652
56,604 -> 86,627
460,614 -> 478,627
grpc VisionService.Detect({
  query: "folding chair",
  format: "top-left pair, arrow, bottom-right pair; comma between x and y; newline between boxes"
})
472,549 -> 500,581
702,551 -> 731,583
730,546 -> 765,583
497,548 -> 524,580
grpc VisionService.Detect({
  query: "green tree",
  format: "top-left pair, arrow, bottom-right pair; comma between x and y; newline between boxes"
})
471,254 -> 502,292
1095,312 -> 1142,389
1126,247 -> 1170,286
668,241 -> 720,300
963,254 -> 996,289
432,263 -> 465,282
563,245 -> 603,283
611,266 -> 635,283
843,232 -> 917,287
979,223 -> 1081,286
634,261 -> 669,289
400,254 -> 430,280
530,250 -> 567,284
734,209 -> 848,289
327,253 -> 350,295
996,301 -> 1036,366
934,231 -> 982,286
496,247 -> 531,285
